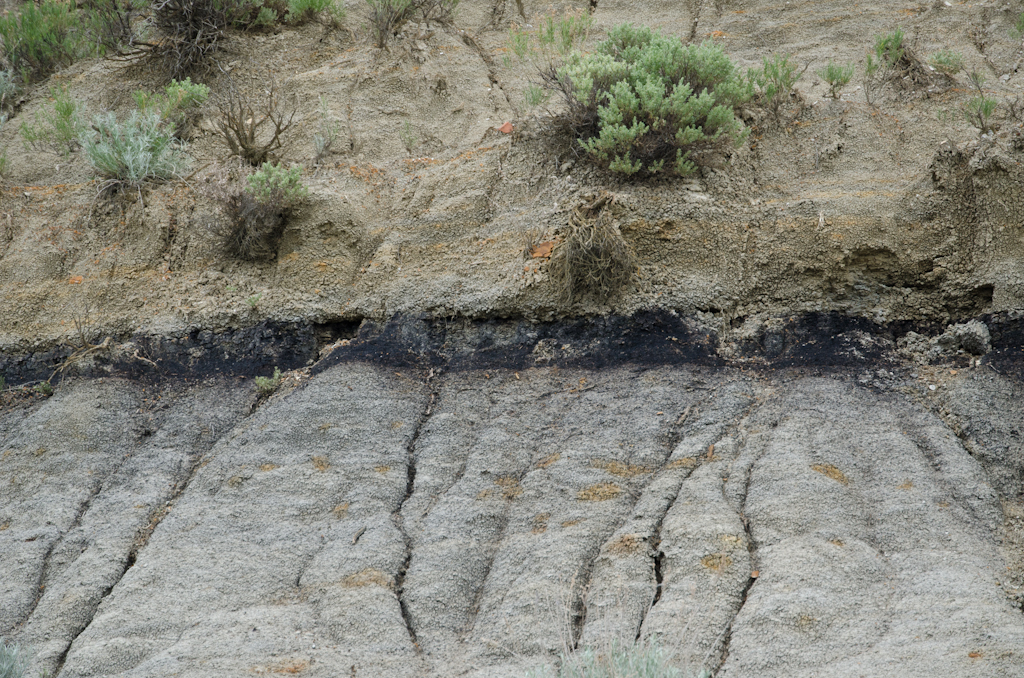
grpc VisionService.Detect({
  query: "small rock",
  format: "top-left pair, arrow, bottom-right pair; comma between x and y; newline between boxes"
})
948,320 -> 991,355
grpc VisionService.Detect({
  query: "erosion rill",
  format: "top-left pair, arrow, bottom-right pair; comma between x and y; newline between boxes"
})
1,1 -> 1023,677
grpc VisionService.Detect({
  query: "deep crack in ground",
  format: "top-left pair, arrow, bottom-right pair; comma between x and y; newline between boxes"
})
392,373 -> 438,652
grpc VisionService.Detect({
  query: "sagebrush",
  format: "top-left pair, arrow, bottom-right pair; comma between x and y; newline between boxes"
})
208,162 -> 307,260
0,637 -> 30,678
0,71 -> 19,112
528,636 -> 708,678
80,111 -> 186,187
550,24 -> 751,177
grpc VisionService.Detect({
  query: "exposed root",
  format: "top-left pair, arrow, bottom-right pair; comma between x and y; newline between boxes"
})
548,192 -> 637,306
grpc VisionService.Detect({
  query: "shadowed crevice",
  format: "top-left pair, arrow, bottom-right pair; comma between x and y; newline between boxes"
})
712,436 -> 761,675
17,477 -> 103,631
393,374 -> 439,652
46,407 -> 248,678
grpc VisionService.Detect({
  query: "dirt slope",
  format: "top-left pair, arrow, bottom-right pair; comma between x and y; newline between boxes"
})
0,0 -> 1022,352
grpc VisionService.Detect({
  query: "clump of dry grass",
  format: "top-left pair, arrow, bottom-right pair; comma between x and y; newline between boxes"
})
548,192 -> 637,305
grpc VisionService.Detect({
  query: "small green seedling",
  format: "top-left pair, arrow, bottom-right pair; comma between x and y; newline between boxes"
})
254,367 -> 282,395
817,60 -> 854,99
927,50 -> 963,76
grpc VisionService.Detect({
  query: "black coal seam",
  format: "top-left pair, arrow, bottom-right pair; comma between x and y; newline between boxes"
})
7,311 -> 1024,389
393,386 -> 437,652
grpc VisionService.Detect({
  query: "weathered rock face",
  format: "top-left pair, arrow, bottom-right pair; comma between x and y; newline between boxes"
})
2,329 -> 1022,677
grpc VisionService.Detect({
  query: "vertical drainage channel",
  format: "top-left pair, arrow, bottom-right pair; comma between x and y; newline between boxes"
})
712,458 -> 759,676
636,546 -> 666,642
50,432 -> 227,677
392,371 -> 439,653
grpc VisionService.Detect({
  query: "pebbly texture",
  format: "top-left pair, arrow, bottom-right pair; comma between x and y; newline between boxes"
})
2,354 -> 1021,678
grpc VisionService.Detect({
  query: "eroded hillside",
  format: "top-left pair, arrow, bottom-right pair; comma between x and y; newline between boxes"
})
1,1 -> 1024,677
0,0 -> 1022,352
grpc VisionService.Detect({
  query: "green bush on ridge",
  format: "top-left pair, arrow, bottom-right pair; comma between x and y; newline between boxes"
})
285,0 -> 345,25
748,53 -> 801,115
208,162 -> 308,260
552,24 -> 751,177
817,60 -> 854,99
19,84 -> 84,157
132,77 -> 210,137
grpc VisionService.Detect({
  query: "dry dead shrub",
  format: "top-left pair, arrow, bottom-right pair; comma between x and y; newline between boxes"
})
365,0 -> 416,48
213,77 -> 290,164
365,0 -> 456,48
548,192 -> 637,305
150,0 -> 237,79
214,73 -> 296,166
